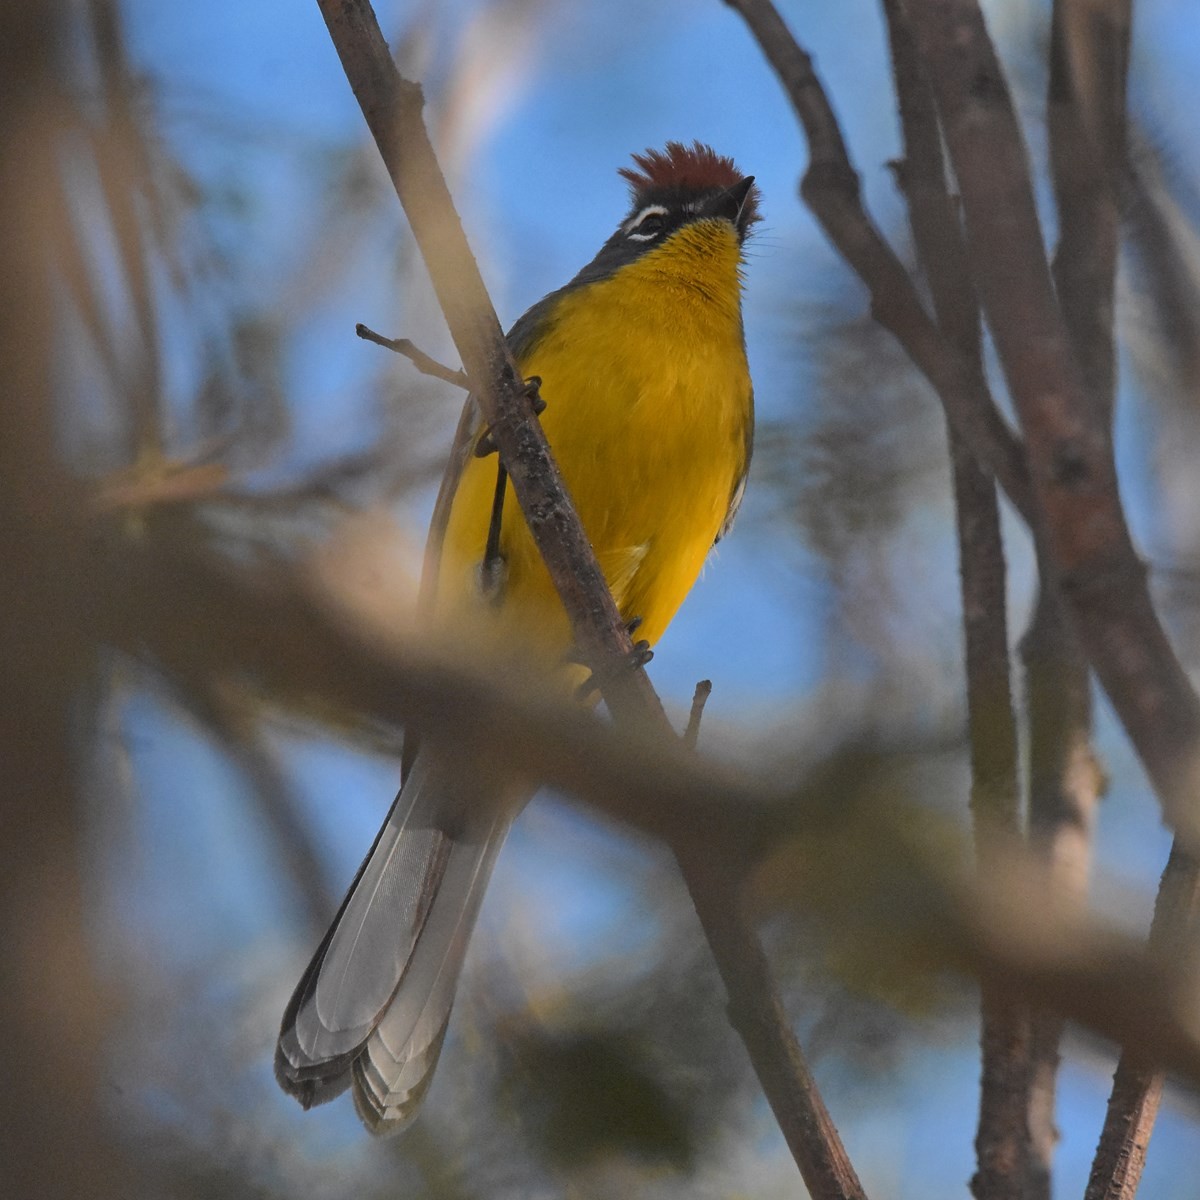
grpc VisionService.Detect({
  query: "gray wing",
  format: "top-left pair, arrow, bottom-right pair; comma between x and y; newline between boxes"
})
505,287 -> 568,365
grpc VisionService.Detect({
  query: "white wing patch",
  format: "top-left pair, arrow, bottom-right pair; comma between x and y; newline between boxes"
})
715,474 -> 747,544
602,542 -> 650,602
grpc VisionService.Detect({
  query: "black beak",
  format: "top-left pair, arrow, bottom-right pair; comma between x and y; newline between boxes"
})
708,175 -> 757,233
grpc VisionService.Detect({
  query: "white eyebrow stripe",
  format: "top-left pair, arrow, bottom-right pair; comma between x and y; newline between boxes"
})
624,204 -> 669,238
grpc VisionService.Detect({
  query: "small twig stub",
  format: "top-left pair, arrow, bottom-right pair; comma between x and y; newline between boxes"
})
355,322 -> 471,390
685,679 -> 713,750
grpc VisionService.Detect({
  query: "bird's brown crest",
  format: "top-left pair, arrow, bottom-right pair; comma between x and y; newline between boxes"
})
619,141 -> 760,226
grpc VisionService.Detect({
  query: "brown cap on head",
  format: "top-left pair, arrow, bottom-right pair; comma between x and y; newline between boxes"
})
619,141 -> 761,229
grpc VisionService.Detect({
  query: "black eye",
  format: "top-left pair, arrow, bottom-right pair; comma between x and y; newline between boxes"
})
626,207 -> 669,241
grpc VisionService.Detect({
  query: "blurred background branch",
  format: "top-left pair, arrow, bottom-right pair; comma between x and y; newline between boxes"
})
881,5 -> 1033,1196
6,0 -> 1200,1196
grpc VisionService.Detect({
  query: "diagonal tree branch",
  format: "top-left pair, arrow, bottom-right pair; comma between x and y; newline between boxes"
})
722,0 -> 1034,526
1085,840 -> 1200,1200
315,2 -> 865,1193
728,0 -> 1200,847
879,5 -> 1032,1197
94,525 -> 1200,1096
731,3 -> 1200,1193
316,0 -> 649,706
897,4 -> 1200,1196
885,7 -> 1200,1200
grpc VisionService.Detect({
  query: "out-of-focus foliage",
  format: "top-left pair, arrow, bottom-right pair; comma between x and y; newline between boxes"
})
7,0 -> 1200,1197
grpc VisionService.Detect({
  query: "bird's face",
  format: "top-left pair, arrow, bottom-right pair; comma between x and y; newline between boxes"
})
618,174 -> 759,250
569,142 -> 761,288
580,176 -> 758,283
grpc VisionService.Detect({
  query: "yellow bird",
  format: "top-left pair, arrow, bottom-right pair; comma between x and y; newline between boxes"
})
276,141 -> 759,1131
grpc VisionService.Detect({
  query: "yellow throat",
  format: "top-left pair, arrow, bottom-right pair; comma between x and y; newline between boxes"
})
438,216 -> 753,662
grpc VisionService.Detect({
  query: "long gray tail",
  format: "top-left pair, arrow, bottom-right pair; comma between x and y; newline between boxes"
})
275,752 -> 513,1132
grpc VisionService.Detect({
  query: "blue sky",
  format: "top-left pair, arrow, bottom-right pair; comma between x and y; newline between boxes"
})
97,0 -> 1200,1193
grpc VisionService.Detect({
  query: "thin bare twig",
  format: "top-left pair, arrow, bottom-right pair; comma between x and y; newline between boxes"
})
730,0 -> 1200,847
317,0 -> 651,703
676,843 -> 867,1199
315,2 -> 863,1191
879,5 -> 1032,1197
1022,579 -> 1102,1197
356,322 -> 471,389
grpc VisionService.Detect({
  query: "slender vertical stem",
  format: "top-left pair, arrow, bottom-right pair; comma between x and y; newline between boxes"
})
902,4 -> 1200,1195
881,5 -> 1030,1195
1021,2 -> 1129,1187
1022,577 -> 1102,1196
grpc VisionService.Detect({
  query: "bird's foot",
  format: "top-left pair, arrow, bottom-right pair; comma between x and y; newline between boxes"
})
573,630 -> 654,702
474,376 -> 545,457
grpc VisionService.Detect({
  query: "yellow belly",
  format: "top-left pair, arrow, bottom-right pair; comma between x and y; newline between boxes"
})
437,220 -> 752,662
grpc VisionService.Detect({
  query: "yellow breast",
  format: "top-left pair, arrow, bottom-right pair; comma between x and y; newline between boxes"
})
438,219 -> 752,659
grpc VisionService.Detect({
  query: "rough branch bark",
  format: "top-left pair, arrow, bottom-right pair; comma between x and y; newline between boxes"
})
1084,840 -> 1200,1200
730,1 -> 1200,1192
894,6 -> 1200,1198
729,0 -> 1200,845
880,5 -> 1032,1195
316,2 -> 865,1194
1048,0 -> 1130,425
1030,2 -> 1128,1193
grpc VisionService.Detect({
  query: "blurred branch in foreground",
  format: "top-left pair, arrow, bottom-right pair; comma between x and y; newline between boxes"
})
0,2 -> 131,1197
84,516 -> 1200,1096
